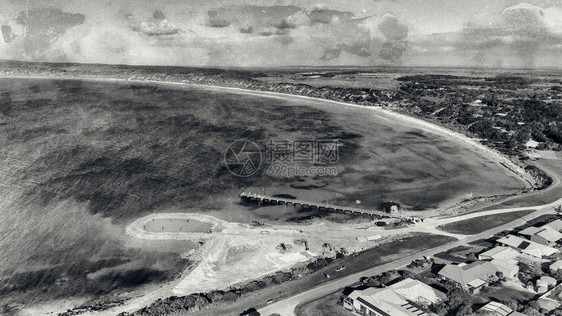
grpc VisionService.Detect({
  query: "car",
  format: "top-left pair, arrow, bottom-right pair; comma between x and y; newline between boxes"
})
335,266 -> 346,272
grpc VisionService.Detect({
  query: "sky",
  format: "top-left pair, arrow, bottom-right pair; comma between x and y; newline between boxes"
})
0,0 -> 561,69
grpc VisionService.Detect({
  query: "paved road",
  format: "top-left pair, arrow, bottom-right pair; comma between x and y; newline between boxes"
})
258,198 -> 562,316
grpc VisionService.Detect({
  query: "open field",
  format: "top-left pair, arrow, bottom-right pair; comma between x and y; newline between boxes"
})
438,209 -> 535,235
294,292 -> 353,316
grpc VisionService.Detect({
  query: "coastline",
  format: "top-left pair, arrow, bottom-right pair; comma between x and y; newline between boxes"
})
2,73 -> 558,316
1,74 -> 538,213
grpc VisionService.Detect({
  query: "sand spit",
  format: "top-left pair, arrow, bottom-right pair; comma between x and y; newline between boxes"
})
125,213 -> 228,240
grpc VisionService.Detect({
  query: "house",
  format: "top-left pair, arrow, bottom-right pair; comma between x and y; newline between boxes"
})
536,276 -> 557,294
547,219 -> 562,232
496,235 -> 558,258
438,261 -> 498,291
476,301 -> 526,316
536,284 -> 562,312
519,225 -> 562,245
478,246 -> 520,261
477,247 -> 521,278
343,278 -> 445,316
549,260 -> 562,273
490,259 -> 519,279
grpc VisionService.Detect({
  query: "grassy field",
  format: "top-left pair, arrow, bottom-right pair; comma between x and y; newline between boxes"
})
438,210 -> 535,235
478,287 -> 535,305
144,218 -> 213,233
295,292 -> 354,316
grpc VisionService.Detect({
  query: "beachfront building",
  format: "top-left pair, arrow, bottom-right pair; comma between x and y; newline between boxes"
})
496,235 -> 558,258
343,278 -> 444,316
437,261 -> 498,292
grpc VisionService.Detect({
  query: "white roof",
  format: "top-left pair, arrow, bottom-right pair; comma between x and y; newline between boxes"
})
479,246 -> 520,261
536,227 -> 562,243
467,278 -> 487,289
519,226 -> 542,236
538,275 -> 557,286
550,260 -> 562,271
497,235 -> 558,258
547,219 -> 562,232
349,287 -> 427,316
390,278 -> 445,304
490,258 -> 518,276
349,278 -> 442,316
478,301 -> 513,316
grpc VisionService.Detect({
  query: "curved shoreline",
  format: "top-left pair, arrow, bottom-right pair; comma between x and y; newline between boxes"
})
2,74 -> 536,213
3,74 -> 556,316
2,74 -> 533,188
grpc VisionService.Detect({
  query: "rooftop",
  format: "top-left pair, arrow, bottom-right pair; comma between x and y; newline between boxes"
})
521,225 -> 562,243
479,246 -> 520,261
497,235 -> 558,258
348,278 -> 444,316
438,261 -> 498,287
478,301 -> 513,316
547,219 -> 562,232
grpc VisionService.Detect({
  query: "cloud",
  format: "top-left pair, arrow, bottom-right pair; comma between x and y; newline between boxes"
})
458,2 -> 562,67
1,25 -> 16,43
307,12 -> 409,63
307,8 -> 356,24
377,13 -> 408,62
207,5 -> 306,35
378,13 -> 408,41
8,8 -> 85,58
309,17 -> 376,60
127,10 -> 180,36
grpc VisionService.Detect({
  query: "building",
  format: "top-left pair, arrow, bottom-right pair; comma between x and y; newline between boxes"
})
536,284 -> 562,312
478,247 -> 521,278
519,225 -> 562,245
496,235 -> 558,258
536,276 -> 557,294
438,261 -> 498,291
549,260 -> 562,273
381,202 -> 400,213
547,219 -> 562,232
489,259 -> 519,279
343,278 -> 444,316
476,301 -> 526,316
478,246 -> 520,261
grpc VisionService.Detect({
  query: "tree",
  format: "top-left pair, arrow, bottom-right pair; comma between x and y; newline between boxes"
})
496,271 -> 504,280
499,299 -> 519,311
521,306 -> 541,316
